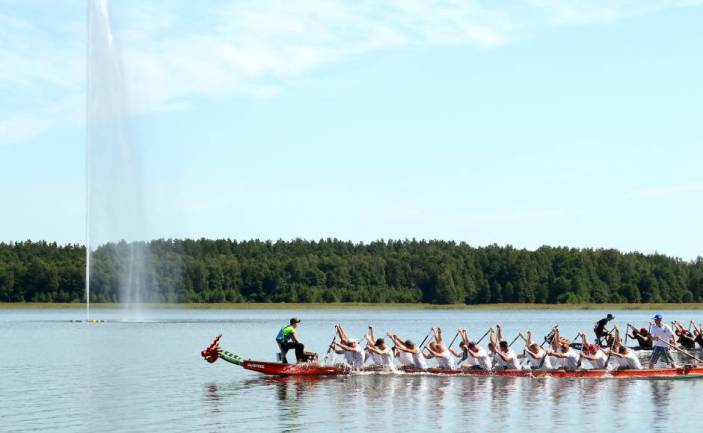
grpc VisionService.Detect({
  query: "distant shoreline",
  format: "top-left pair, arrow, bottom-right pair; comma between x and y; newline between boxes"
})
2,302 -> 703,310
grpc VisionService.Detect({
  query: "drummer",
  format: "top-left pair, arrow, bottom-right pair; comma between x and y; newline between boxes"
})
275,318 -> 305,363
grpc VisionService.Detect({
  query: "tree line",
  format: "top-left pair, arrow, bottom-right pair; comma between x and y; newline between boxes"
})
1,239 -> 702,304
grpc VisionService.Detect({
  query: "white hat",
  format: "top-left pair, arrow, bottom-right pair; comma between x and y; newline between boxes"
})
347,338 -> 357,344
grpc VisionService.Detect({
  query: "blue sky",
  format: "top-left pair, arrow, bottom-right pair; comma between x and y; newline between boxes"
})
1,0 -> 702,259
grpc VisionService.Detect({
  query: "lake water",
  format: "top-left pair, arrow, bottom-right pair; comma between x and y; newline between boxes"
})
2,308 -> 702,433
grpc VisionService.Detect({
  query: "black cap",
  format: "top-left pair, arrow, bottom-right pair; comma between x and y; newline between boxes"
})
606,314 -> 614,320
290,318 -> 301,325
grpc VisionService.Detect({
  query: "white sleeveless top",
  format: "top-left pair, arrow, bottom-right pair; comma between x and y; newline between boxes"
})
435,349 -> 456,370
343,345 -> 364,368
526,349 -> 553,370
370,346 -> 396,370
617,351 -> 643,370
586,350 -> 608,369
397,350 -> 414,367
469,347 -> 492,370
497,348 -> 521,370
412,351 -> 428,369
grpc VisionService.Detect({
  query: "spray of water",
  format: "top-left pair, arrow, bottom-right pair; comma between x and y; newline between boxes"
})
87,0 -> 151,320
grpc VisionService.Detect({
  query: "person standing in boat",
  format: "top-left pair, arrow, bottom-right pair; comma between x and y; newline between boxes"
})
649,314 -> 678,369
387,332 -> 428,370
275,318 -> 305,363
364,326 -> 396,371
330,324 -> 364,369
593,313 -> 614,346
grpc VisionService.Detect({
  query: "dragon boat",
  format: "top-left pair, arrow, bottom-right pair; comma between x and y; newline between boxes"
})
201,335 -> 703,379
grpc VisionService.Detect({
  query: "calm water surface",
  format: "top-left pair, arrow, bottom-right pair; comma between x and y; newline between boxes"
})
2,308 -> 702,433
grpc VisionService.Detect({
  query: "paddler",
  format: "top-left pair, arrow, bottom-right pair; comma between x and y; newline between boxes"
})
387,332 -> 428,370
627,325 -> 653,349
607,326 -> 642,370
330,324 -> 364,369
547,326 -> 579,371
520,330 -> 553,370
364,326 -> 396,370
275,318 -> 305,363
672,320 -> 696,350
593,313 -> 614,346
458,328 -> 492,370
577,332 -> 609,369
423,327 -> 462,370
692,322 -> 703,348
490,325 -> 521,370
649,314 -> 678,369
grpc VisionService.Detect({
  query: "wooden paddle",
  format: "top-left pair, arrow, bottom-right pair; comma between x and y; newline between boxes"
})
475,328 -> 492,344
419,329 -> 433,348
603,333 -> 618,369
655,337 -> 703,364
323,336 -> 337,364
448,330 -> 460,350
535,328 -> 557,369
508,334 -> 521,347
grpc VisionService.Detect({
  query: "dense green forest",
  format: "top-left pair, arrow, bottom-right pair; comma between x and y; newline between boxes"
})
1,239 -> 702,304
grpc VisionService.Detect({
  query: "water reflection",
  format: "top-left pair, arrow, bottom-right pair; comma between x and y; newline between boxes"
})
649,381 -> 673,433
198,373 -> 703,433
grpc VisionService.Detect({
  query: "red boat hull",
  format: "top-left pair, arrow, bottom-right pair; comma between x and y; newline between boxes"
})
241,360 -> 703,379
242,360 -> 348,376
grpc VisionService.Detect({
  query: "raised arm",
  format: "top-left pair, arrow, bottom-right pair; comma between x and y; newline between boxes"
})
432,327 -> 444,344
368,326 -> 376,344
460,329 -> 470,347
496,324 -> 504,342
579,332 -> 591,347
364,329 -> 375,346
335,324 -> 350,341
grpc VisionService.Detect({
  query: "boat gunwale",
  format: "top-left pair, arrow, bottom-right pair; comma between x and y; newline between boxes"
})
239,359 -> 703,379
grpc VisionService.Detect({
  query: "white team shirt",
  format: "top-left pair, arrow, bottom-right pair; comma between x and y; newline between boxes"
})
434,348 -> 456,370
397,350 -> 414,367
342,344 -> 364,368
562,348 -> 579,370
412,351 -> 428,370
525,349 -> 553,370
496,348 -> 521,370
651,324 -> 675,348
586,350 -> 608,369
617,351 -> 643,370
369,346 -> 396,370
468,347 -> 493,370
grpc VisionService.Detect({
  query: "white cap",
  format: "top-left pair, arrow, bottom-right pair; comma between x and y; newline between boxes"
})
347,338 -> 357,344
